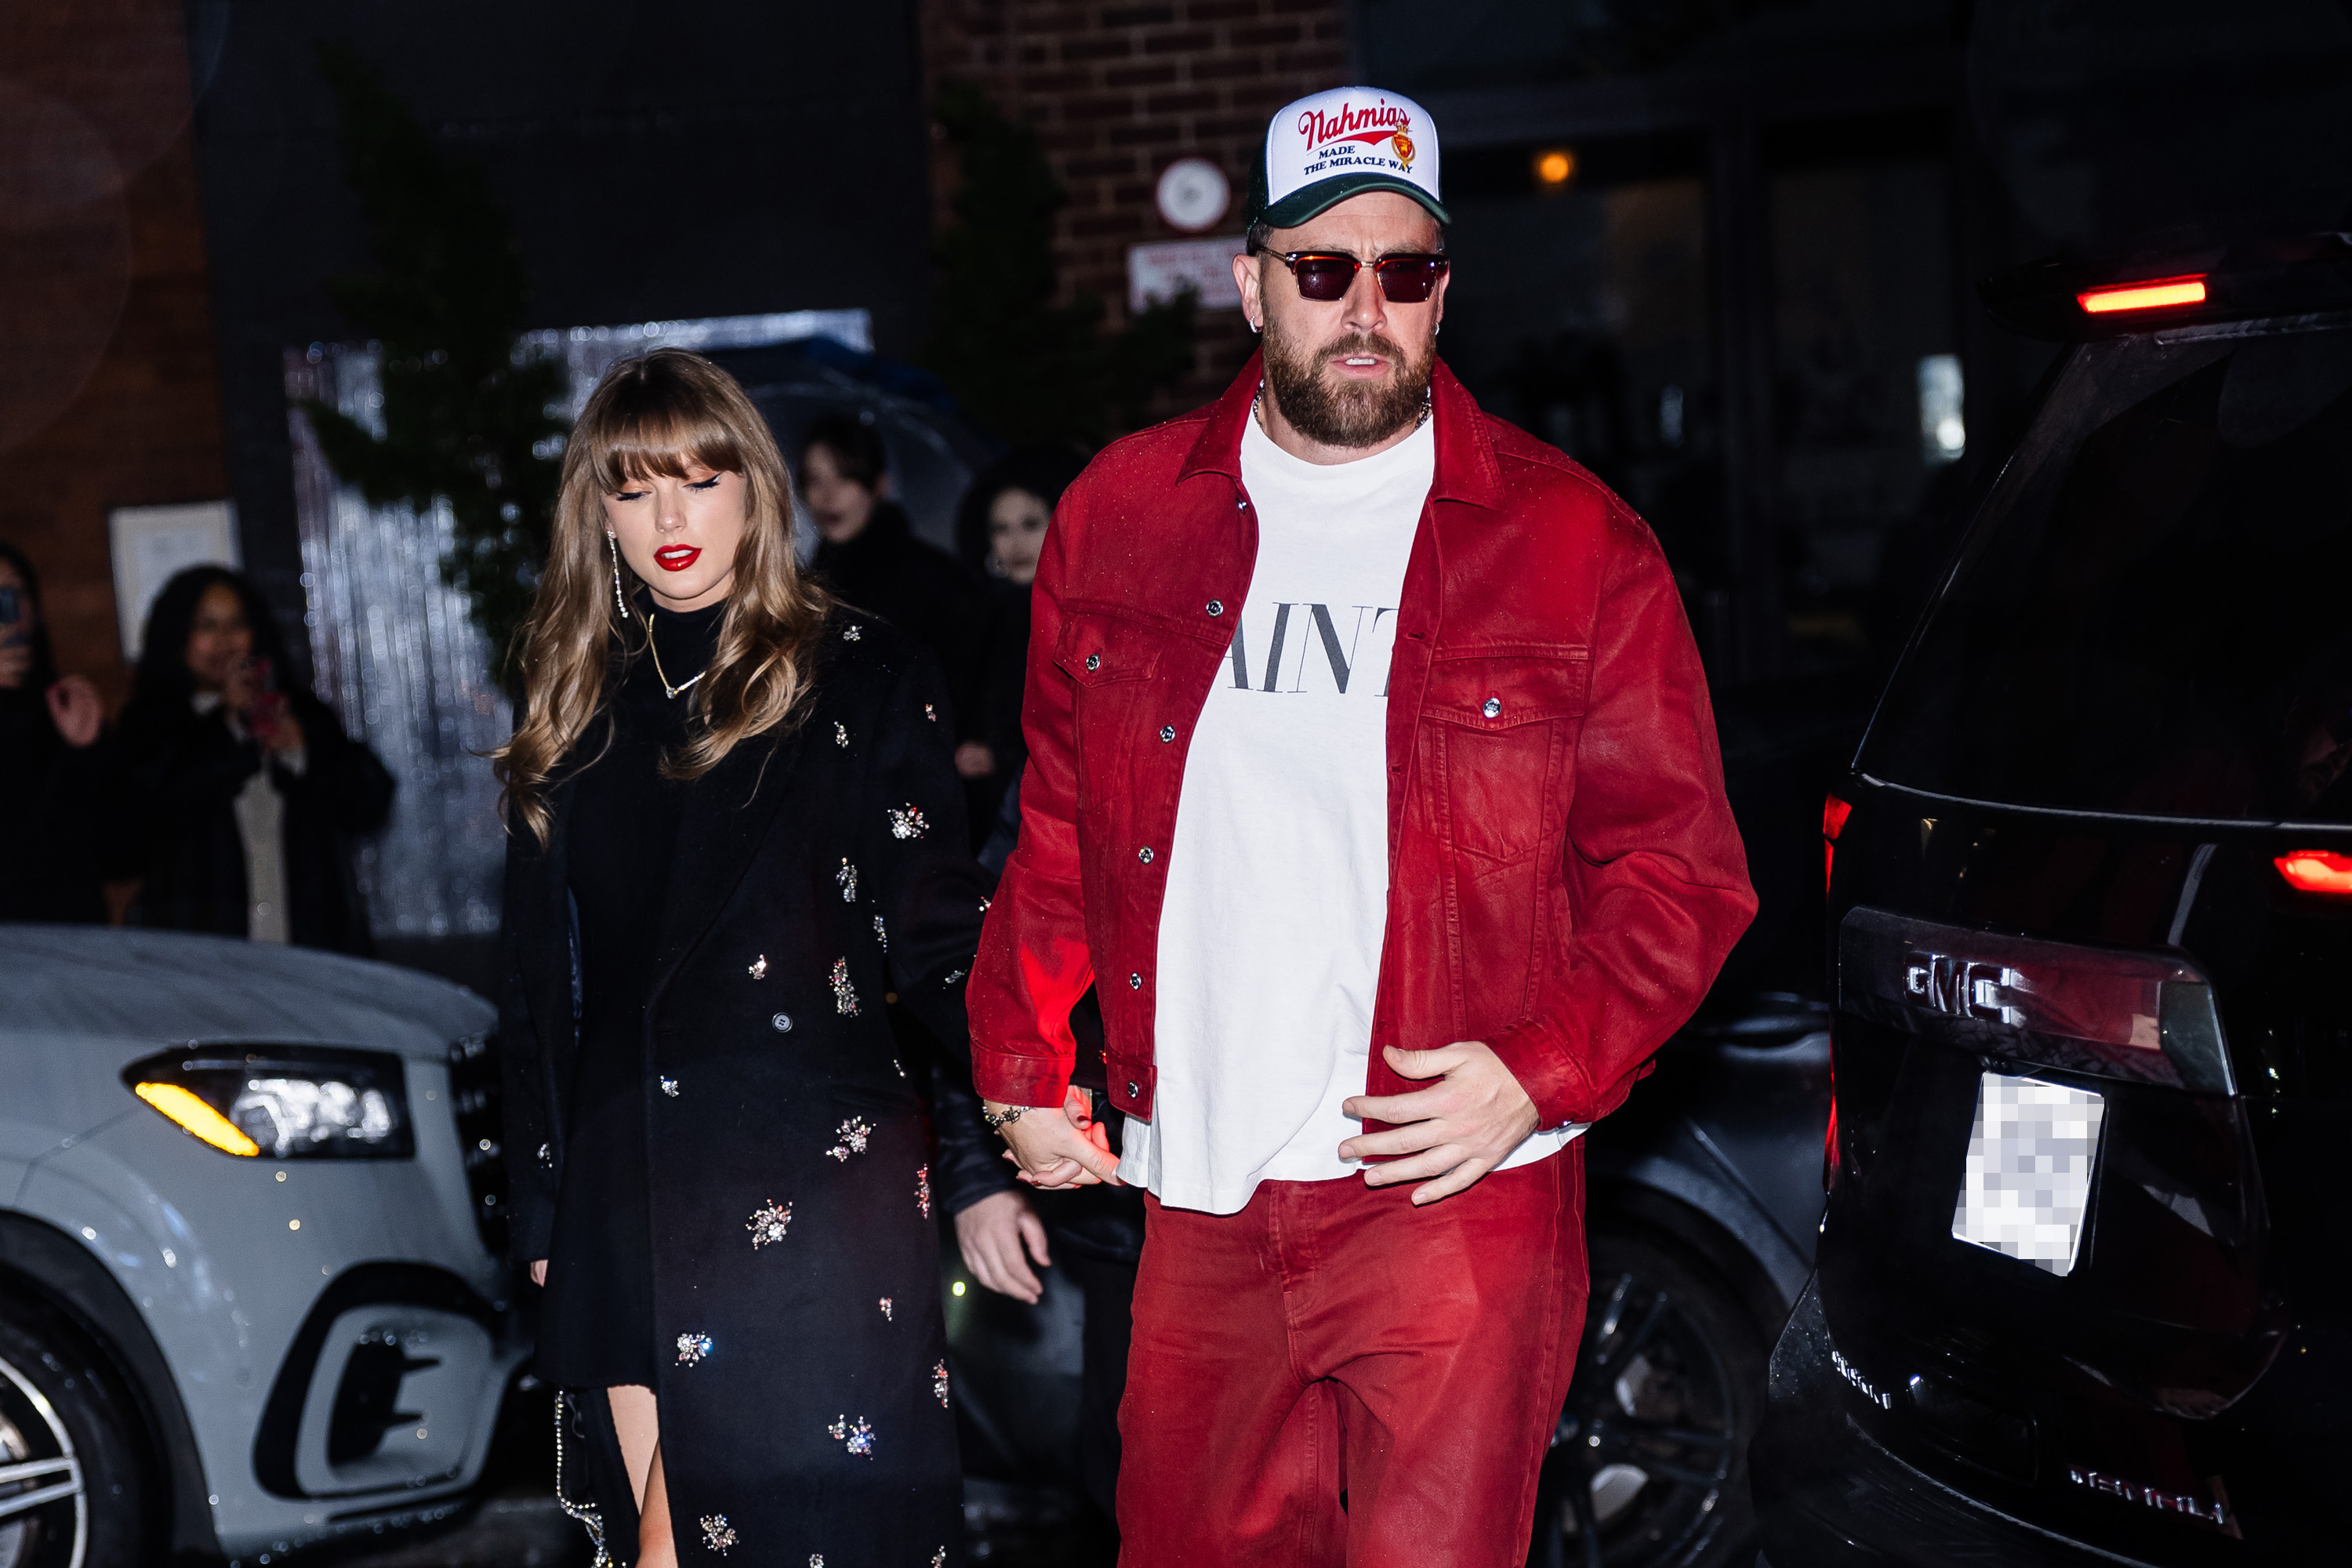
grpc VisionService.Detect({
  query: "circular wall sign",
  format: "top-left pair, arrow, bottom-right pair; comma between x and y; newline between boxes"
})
1155,157 -> 1231,233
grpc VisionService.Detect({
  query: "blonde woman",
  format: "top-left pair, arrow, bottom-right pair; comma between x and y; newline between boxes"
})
495,350 -> 985,1566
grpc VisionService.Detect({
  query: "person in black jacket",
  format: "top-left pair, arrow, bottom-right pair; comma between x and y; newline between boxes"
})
0,540 -> 111,924
949,445 -> 1087,848
800,412 -> 988,768
494,351 -> 990,1568
110,565 -> 392,953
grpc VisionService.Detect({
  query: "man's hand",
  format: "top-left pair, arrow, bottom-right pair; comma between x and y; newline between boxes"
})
45,676 -> 101,748
1340,1041 -> 1541,1206
529,1258 -> 547,1287
954,1189 -> 1051,1304
990,1084 -> 1122,1189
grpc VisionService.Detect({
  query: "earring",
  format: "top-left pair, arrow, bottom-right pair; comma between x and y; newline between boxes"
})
607,532 -> 631,620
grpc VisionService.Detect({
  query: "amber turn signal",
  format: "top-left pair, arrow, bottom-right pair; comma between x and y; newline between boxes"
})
133,1081 -> 261,1156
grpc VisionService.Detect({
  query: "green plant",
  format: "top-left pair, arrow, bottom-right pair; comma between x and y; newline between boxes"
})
300,44 -> 566,669
924,80 -> 1196,447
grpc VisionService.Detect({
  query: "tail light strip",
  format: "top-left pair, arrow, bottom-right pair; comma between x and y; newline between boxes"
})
1838,907 -> 2234,1094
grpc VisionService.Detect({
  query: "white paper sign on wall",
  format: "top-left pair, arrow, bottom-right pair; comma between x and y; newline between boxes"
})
1127,236 -> 1248,314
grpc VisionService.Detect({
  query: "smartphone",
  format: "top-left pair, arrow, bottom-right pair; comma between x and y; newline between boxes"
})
245,655 -> 289,734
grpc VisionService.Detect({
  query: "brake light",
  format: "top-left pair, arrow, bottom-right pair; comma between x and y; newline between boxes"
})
2077,275 -> 2208,314
1824,793 -> 1853,894
2275,849 -> 2352,898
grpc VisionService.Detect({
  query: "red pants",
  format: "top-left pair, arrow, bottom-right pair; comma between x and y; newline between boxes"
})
1116,1147 -> 1588,1568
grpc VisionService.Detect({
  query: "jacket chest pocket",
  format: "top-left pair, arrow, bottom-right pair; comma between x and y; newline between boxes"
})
1055,609 -> 1164,814
1419,648 -> 1591,863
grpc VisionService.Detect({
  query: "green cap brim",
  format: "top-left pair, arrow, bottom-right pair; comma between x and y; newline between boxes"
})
1251,172 -> 1449,232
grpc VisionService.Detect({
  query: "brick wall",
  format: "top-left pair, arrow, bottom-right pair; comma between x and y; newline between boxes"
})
920,0 -> 1354,418
0,1 -> 230,709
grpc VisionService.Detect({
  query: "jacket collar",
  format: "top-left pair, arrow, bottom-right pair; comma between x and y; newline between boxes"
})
1177,350 -> 1503,509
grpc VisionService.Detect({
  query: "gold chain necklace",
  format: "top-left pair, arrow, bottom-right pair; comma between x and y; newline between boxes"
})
643,612 -> 707,700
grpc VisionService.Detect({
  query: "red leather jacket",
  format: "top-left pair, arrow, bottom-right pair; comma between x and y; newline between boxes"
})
970,357 -> 1755,1131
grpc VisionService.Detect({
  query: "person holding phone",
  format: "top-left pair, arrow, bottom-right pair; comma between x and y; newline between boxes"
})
0,539 -> 111,923
110,564 -> 393,952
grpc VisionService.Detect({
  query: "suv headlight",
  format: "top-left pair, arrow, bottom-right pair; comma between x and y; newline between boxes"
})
122,1047 -> 415,1160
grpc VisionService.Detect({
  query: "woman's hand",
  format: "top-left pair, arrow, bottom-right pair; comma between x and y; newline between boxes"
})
990,1084 -> 1120,1189
529,1258 -> 548,1287
954,1189 -> 1051,1304
45,676 -> 101,748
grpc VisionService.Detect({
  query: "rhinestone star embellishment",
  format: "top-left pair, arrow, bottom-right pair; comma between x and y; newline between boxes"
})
826,1414 -> 875,1457
700,1515 -> 736,1554
879,1297 -> 893,1319
916,1163 -> 931,1218
834,721 -> 848,747
748,953 -> 768,979
843,624 -> 862,641
746,1200 -> 791,1248
837,858 -> 857,902
829,957 -> 858,1015
676,1332 -> 712,1367
872,914 -> 887,950
826,1118 -> 874,1162
887,804 -> 928,840
933,1359 -> 950,1408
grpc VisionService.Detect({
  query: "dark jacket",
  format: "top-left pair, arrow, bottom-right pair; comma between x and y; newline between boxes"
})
811,502 -> 989,738
111,689 -> 393,954
971,356 -> 1757,1131
496,610 -> 991,1563
0,691 -> 111,924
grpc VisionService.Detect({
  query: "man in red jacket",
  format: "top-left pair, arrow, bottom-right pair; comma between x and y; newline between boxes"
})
969,85 -> 1755,1566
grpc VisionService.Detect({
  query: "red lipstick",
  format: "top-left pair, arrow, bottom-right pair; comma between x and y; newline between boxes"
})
654,545 -> 702,572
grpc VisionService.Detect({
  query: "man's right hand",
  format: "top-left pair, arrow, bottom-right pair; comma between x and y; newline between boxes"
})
989,1086 -> 1122,1189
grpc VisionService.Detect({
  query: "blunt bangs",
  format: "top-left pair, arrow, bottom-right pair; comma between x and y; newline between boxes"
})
583,392 -> 750,492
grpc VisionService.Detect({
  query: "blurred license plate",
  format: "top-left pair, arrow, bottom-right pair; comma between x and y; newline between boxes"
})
1951,1071 -> 2106,1276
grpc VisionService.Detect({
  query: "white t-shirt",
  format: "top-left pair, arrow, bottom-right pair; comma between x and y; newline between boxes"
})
1120,412 -> 1581,1213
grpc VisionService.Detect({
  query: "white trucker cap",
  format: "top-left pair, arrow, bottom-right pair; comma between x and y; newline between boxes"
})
1246,85 -> 1447,230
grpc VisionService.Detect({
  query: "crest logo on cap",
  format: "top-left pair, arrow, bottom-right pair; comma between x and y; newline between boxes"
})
1391,131 -> 1415,170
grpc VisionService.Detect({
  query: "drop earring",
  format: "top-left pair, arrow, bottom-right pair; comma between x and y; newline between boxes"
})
608,532 -> 631,620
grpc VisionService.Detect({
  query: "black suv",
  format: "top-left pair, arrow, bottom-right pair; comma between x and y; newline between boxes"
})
1755,235 -> 2352,1565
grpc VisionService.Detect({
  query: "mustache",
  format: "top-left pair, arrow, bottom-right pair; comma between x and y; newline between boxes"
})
1316,332 -> 1410,365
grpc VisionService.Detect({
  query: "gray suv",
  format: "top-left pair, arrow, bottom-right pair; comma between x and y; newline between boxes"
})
0,925 -> 525,1566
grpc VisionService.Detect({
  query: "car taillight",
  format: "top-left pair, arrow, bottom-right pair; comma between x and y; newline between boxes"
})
2076,274 -> 2208,314
1823,792 -> 1853,894
2275,849 -> 2352,898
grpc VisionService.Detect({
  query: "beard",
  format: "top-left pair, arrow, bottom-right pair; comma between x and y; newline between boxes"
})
1261,320 -> 1435,448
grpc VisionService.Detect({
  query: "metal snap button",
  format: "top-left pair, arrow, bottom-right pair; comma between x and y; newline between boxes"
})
1236,499 -> 1248,510
1160,725 -> 1176,742
1483,697 -> 1501,718
771,1013 -> 793,1033
1138,847 -> 1154,863
1206,600 -> 1223,617
1129,972 -> 1142,989
1127,1081 -> 1142,1098
1085,653 -> 1101,671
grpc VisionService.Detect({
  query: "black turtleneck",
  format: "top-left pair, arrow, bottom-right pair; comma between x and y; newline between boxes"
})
539,597 -> 725,1388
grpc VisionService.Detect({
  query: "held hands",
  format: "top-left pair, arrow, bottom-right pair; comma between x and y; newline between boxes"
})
990,1084 -> 1122,1189
1340,1041 -> 1541,1207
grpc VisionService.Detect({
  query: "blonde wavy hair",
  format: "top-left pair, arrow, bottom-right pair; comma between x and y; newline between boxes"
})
495,349 -> 829,843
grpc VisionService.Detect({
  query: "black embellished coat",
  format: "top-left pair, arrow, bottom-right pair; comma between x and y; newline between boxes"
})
497,610 -> 990,1567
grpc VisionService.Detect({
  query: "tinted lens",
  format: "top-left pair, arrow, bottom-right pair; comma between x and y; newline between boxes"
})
1374,256 -> 1447,303
1290,255 -> 1359,301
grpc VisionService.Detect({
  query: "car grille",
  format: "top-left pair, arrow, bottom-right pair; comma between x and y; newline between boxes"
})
448,1031 -> 509,1259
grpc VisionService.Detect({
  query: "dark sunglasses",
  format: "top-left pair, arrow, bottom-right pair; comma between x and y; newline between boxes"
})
1253,245 -> 1450,304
